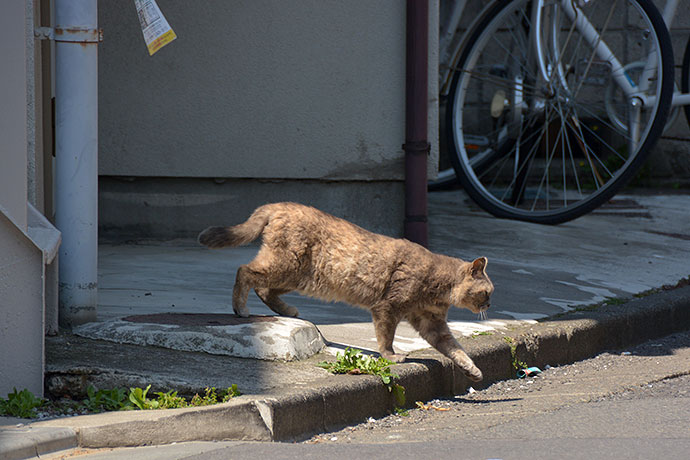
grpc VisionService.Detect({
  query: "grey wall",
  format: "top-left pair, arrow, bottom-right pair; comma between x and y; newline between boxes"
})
1,0 -> 29,229
651,0 -> 690,186
0,215 -> 44,398
97,0 -> 439,240
0,0 -> 45,398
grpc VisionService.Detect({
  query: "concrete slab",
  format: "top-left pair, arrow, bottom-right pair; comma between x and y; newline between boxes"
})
0,421 -> 76,460
72,313 -> 325,361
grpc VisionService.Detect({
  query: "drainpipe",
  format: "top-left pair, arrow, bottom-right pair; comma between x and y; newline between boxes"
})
403,0 -> 429,247
54,0 -> 100,326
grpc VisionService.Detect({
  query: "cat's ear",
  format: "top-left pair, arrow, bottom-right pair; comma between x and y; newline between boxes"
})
470,257 -> 488,278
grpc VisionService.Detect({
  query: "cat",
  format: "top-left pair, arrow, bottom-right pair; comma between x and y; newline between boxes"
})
198,202 -> 493,382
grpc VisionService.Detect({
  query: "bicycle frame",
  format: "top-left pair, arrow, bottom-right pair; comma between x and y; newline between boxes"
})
440,0 -> 690,107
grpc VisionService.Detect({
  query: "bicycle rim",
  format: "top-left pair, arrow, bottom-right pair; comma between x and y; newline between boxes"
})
447,0 -> 673,224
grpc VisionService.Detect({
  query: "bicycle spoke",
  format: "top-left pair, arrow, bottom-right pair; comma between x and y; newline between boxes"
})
568,102 -> 633,164
569,99 -> 639,144
447,0 -> 672,223
498,109 -> 556,204
531,105 -> 568,211
458,68 -> 544,98
475,114 -> 545,183
559,99 -> 585,199
566,113 -> 611,188
571,0 -> 619,102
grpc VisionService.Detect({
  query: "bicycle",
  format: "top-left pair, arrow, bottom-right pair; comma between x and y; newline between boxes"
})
437,0 -> 676,224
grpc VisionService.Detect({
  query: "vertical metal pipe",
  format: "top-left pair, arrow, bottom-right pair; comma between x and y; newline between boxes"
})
55,0 -> 99,326
404,0 -> 429,247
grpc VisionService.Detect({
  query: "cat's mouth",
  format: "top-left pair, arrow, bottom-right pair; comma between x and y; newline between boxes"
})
469,304 -> 490,313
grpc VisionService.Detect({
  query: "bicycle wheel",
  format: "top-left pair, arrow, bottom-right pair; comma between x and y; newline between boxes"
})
446,0 -> 673,224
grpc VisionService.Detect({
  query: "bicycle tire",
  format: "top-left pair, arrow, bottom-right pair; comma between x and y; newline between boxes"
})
446,0 -> 674,224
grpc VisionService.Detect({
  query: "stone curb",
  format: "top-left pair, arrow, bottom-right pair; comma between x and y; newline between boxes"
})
0,425 -> 76,460
4,286 -> 689,456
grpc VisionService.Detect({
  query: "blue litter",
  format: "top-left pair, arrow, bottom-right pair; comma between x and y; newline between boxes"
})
517,366 -> 542,378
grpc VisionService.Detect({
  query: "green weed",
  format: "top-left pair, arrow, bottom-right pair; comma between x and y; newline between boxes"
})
503,337 -> 528,372
128,385 -> 243,410
603,296 -> 627,306
318,347 -> 406,408
470,331 -> 493,338
126,385 -> 159,410
1,383 -> 242,418
189,386 -> 241,407
0,388 -> 44,418
155,390 -> 188,409
394,407 -> 410,416
83,386 -> 127,412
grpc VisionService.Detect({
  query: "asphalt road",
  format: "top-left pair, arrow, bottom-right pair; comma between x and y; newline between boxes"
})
47,329 -> 690,460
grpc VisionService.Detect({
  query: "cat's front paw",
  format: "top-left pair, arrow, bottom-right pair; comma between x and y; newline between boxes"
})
382,352 -> 407,363
463,365 -> 483,382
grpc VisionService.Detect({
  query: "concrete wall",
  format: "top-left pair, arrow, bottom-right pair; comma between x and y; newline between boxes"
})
97,0 -> 439,239
0,215 -> 45,398
1,0 -> 29,230
98,177 -> 404,240
0,0 -> 44,398
650,0 -> 690,186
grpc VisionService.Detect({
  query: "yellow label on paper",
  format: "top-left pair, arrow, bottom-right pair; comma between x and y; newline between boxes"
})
147,29 -> 177,56
134,0 -> 177,56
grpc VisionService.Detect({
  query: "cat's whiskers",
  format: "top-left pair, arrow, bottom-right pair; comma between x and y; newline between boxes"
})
478,310 -> 489,321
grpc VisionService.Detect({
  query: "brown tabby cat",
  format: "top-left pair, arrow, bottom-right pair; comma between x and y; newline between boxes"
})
198,202 -> 493,382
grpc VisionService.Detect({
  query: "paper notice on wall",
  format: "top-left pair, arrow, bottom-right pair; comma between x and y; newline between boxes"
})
134,0 -> 177,55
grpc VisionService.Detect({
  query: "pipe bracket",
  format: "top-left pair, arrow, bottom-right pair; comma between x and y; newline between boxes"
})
404,214 -> 428,223
34,27 -> 103,43
402,141 -> 431,156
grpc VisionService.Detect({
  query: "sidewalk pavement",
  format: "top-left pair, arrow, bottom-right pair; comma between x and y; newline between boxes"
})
2,190 -> 690,459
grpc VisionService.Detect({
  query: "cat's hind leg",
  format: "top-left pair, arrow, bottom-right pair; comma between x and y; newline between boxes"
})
232,265 -> 254,317
255,288 -> 299,317
233,247 -> 294,318
371,306 -> 407,363
407,311 -> 483,382
233,262 -> 282,317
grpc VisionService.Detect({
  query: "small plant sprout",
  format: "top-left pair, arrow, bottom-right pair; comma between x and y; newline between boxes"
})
0,388 -> 45,418
470,330 -> 493,338
318,347 -> 406,409
503,336 -> 528,372
83,386 -> 128,412
0,384 -> 243,419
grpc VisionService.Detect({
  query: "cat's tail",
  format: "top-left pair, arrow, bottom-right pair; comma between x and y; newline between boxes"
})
198,206 -> 271,248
